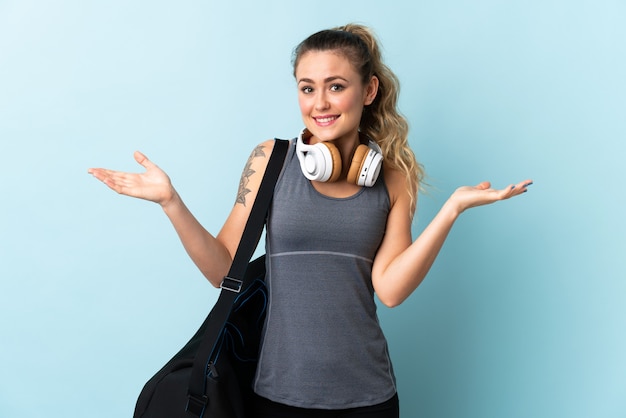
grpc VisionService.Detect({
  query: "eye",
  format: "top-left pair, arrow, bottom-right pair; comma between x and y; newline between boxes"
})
300,86 -> 313,94
330,84 -> 345,92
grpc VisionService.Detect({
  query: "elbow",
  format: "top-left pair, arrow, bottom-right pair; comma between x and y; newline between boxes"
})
373,279 -> 410,308
374,273 -> 425,308
376,293 -> 406,308
202,261 -> 233,289
381,300 -> 402,309
203,272 -> 224,288
195,238 -> 235,288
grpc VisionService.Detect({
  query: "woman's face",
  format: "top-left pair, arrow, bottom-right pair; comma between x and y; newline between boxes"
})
295,50 -> 378,145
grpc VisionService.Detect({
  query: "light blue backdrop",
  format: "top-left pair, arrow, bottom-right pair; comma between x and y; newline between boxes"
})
1,0 -> 624,417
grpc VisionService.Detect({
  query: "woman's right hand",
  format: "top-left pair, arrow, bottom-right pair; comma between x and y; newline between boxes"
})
88,151 -> 176,206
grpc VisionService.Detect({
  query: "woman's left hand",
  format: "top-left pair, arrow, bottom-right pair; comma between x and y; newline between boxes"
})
448,179 -> 533,215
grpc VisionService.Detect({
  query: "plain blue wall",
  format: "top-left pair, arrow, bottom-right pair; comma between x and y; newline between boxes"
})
1,1 -> 624,417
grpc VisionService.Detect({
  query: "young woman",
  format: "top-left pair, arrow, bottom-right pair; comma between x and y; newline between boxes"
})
89,24 -> 531,418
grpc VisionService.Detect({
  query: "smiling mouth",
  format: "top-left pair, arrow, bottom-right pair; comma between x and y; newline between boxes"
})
313,115 -> 339,125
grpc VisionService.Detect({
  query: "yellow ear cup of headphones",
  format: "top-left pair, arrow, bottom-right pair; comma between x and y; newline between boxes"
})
346,144 -> 370,185
323,142 -> 343,183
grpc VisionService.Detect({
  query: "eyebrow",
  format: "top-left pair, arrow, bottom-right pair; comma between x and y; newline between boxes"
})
297,76 -> 349,85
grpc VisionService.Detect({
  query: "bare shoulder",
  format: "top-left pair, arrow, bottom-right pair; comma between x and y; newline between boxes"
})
217,139 -> 278,259
383,165 -> 415,207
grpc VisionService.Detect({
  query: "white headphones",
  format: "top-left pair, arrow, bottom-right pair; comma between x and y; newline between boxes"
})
296,129 -> 383,187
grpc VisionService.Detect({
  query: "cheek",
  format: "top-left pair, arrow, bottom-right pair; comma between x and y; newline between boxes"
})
339,94 -> 363,112
298,95 -> 312,115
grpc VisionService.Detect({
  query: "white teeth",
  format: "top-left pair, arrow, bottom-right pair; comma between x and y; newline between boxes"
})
316,116 -> 336,123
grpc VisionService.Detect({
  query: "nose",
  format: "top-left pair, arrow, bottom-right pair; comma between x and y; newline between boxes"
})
314,91 -> 330,111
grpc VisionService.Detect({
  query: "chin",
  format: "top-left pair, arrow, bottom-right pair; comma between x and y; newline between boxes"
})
305,125 -> 344,143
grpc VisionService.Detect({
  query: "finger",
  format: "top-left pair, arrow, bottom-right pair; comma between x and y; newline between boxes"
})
101,177 -> 126,193
134,150 -> 156,170
89,170 -> 125,193
502,179 -> 533,199
88,168 -> 113,182
89,168 -> 136,192
512,179 -> 533,194
89,168 -> 123,182
476,181 -> 491,190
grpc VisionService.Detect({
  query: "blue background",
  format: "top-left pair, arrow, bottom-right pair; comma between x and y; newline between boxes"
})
1,1 -> 624,417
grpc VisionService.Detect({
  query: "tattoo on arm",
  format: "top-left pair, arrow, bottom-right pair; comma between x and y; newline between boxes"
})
236,145 -> 266,206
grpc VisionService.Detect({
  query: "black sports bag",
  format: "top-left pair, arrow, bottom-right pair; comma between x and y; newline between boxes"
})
133,139 -> 289,418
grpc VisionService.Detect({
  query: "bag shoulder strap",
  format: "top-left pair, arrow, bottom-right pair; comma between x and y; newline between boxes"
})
223,138 -> 289,289
186,138 -> 289,416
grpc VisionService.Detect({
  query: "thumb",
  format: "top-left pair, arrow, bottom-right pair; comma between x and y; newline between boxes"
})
476,181 -> 491,190
133,150 -> 155,170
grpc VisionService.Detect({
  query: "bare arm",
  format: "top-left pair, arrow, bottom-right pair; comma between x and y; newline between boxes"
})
88,140 -> 276,287
372,168 -> 532,307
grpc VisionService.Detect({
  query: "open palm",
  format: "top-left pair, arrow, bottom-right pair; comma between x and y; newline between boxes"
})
451,180 -> 533,213
88,151 -> 175,206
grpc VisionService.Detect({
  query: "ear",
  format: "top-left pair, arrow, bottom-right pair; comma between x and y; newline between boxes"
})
363,75 -> 379,106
